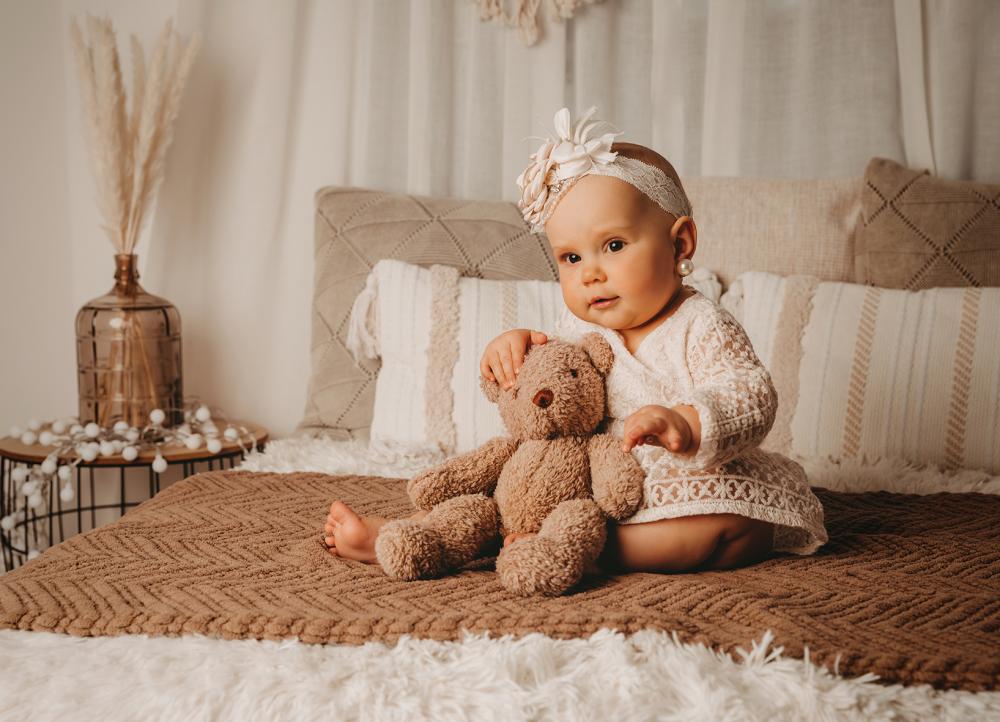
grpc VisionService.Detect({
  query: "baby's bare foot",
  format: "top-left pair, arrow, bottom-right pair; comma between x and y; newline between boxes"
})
323,503 -> 428,563
323,501 -> 383,563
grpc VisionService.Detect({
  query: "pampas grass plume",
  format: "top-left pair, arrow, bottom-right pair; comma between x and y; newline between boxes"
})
70,14 -> 199,255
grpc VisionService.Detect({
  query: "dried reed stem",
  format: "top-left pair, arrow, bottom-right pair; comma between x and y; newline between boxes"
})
132,318 -> 159,415
70,14 -> 200,255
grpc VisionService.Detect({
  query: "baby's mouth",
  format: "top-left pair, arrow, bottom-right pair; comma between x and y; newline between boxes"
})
590,296 -> 619,309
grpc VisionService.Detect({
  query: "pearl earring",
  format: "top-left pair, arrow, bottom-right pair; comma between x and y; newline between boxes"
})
677,258 -> 694,277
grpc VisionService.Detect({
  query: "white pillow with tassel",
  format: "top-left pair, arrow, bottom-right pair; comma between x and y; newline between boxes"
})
346,259 -> 564,456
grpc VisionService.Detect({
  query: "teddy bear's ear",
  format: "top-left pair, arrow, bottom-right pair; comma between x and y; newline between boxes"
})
479,373 -> 501,404
580,332 -> 614,376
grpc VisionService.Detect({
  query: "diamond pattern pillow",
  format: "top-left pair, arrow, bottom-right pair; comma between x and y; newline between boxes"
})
855,157 -> 1000,289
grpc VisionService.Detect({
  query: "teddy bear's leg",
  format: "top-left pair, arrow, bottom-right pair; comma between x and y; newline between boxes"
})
495,498 -> 607,596
375,493 -> 499,581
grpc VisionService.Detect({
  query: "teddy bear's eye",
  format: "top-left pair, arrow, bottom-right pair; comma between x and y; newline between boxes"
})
570,369 -> 578,378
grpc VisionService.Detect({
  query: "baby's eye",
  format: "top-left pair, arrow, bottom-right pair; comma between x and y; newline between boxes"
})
562,253 -> 581,264
607,239 -> 625,252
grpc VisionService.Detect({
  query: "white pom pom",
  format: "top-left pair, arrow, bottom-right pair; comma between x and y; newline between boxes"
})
224,427 -> 238,441
20,431 -> 37,445
84,423 -> 101,439
21,481 -> 37,496
9,425 -> 23,438
51,420 -> 67,434
126,428 -> 140,443
0,515 -> 14,531
41,457 -> 57,475
78,445 -> 98,462
99,441 -> 115,457
184,434 -> 203,450
149,409 -> 166,425
70,424 -> 84,435
27,549 -> 40,560
201,421 -> 218,435
195,406 -> 211,423
11,467 -> 28,484
113,420 -> 129,433
27,419 -> 41,432
28,492 -> 43,509
152,454 -> 168,474
206,438 -> 222,454
60,485 -> 75,503
57,465 -> 71,482
109,316 -> 124,330
122,446 -> 139,462
38,431 -> 54,446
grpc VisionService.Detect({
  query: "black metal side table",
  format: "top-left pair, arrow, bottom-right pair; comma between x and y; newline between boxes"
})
0,421 -> 268,571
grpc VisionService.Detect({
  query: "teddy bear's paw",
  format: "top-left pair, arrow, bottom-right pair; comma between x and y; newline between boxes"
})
496,537 -> 583,596
374,519 -> 447,581
538,498 -> 608,561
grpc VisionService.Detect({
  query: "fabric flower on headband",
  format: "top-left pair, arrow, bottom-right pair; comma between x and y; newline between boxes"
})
516,106 -> 623,228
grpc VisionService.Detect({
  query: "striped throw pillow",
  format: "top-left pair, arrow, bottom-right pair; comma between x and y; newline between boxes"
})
346,259 -> 565,457
729,271 -> 1000,474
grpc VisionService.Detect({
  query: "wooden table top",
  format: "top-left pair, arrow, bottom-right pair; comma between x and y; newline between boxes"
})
0,421 -> 268,465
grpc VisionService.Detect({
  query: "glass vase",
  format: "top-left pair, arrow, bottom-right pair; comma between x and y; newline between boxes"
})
75,254 -> 184,429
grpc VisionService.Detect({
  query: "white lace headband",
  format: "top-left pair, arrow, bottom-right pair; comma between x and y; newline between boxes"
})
515,107 -> 693,234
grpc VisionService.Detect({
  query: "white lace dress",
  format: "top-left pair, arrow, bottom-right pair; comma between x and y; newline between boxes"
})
555,290 -> 828,555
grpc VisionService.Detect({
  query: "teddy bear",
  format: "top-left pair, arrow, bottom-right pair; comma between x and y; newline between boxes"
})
374,332 -> 646,596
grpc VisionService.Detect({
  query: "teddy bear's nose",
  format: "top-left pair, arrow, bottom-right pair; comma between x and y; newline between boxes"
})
532,389 -> 554,408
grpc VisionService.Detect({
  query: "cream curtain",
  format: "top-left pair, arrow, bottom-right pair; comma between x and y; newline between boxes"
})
1,0 -> 998,437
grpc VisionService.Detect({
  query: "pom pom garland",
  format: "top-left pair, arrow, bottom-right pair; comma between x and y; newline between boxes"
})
2,400 -> 257,552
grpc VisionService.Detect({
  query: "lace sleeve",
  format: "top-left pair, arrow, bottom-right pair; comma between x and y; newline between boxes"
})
669,308 -> 777,469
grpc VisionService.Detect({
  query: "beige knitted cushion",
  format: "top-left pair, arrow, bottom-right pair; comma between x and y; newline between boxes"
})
299,179 -> 863,439
684,176 -> 862,288
855,157 -> 1000,289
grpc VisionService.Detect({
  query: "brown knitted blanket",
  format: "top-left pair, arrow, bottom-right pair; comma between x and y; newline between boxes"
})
0,471 -> 997,691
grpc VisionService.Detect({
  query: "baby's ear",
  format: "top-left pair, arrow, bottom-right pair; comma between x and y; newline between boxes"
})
479,374 -> 501,404
580,332 -> 614,376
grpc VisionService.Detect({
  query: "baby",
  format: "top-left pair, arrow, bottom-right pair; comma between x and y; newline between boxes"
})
324,107 -> 827,573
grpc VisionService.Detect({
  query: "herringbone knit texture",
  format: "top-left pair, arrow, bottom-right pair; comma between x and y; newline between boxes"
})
1,471 -> 997,691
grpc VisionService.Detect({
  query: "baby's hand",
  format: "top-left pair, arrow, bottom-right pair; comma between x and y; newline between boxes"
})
621,405 -> 693,454
480,329 -> 549,389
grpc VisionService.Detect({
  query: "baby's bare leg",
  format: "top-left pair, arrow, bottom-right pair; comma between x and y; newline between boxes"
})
597,513 -> 773,573
323,501 -> 427,563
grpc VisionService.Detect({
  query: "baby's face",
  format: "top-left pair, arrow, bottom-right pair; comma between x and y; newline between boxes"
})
544,175 -> 680,333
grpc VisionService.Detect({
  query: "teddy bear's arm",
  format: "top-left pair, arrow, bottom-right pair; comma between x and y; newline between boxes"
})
587,433 -> 645,521
407,436 -> 520,511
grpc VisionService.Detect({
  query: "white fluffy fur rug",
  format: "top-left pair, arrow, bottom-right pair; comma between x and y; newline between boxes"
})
1,436 -> 998,721
2,627 -> 997,721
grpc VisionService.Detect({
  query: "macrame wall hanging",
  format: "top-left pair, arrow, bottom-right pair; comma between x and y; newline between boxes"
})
475,0 -> 605,46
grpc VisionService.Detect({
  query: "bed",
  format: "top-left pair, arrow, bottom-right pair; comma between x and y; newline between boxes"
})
1,157 -> 999,721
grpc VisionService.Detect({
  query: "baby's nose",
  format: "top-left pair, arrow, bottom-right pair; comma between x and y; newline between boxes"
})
532,389 -> 554,408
